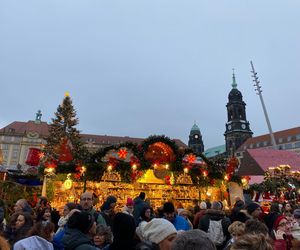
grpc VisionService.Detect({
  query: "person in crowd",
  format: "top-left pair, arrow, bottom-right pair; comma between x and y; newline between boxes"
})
136,218 -> 177,250
138,206 -> 154,225
283,203 -> 294,216
163,202 -> 190,231
230,233 -> 273,250
80,191 -> 106,225
223,221 -> 245,250
36,206 -> 52,222
192,199 -> 200,214
93,224 -> 112,250
109,212 -> 137,250
178,209 -> 193,230
53,207 -> 81,250
0,199 -> 6,235
62,211 -> 97,250
13,199 -> 32,214
9,212 -> 33,245
133,192 -> 148,226
13,221 -> 55,250
244,219 -> 269,236
100,196 -> 117,227
171,229 -> 216,250
35,196 -> 50,211
122,197 -> 134,216
273,215 -> 293,250
229,199 -> 248,223
56,202 -> 77,233
243,202 -> 262,220
264,202 -> 281,234
0,235 -> 10,250
193,201 -> 207,228
198,201 -> 231,250
291,209 -> 300,241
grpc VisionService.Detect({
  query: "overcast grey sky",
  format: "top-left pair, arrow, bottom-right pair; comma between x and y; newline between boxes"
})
0,1 -> 299,149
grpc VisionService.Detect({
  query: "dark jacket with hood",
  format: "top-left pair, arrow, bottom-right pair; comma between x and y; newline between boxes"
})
133,197 -> 147,225
198,209 -> 231,240
62,228 -> 97,250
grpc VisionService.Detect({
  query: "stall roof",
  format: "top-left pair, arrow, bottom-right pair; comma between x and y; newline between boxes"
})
237,148 -> 300,176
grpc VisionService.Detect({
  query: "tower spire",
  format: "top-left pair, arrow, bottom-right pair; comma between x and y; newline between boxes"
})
232,68 -> 237,89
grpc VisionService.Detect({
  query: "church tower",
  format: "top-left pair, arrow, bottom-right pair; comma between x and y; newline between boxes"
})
188,123 -> 204,155
224,72 -> 253,154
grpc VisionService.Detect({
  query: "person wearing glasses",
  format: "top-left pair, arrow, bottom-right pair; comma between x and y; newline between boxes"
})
80,192 -> 106,226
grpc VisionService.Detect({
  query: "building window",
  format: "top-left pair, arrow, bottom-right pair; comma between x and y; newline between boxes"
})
256,142 -> 261,147
278,138 -> 283,143
296,134 -> 300,140
263,141 -> 268,146
295,142 -> 300,148
12,151 -> 18,159
285,143 -> 293,149
287,136 -> 292,142
1,144 -> 9,150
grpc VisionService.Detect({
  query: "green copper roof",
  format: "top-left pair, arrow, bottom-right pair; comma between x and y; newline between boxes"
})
191,123 -> 200,131
204,144 -> 226,158
232,71 -> 237,89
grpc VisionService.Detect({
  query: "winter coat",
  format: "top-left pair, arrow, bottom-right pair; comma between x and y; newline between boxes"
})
13,235 -> 53,250
198,209 -> 231,240
133,197 -> 147,225
62,228 -> 98,250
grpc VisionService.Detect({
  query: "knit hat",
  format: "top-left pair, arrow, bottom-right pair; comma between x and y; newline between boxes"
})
294,209 -> 300,219
199,201 -> 207,210
171,229 -> 215,250
273,215 -> 287,231
126,197 -> 134,206
246,202 -> 261,215
67,211 -> 94,234
211,201 -> 222,210
140,218 -> 177,244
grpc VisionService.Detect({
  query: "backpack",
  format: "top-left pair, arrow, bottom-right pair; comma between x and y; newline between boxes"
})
207,219 -> 226,246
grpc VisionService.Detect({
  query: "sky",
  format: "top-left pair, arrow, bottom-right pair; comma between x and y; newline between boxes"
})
0,1 -> 299,149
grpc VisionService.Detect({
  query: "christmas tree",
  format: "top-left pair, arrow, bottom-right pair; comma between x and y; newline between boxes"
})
43,93 -> 88,167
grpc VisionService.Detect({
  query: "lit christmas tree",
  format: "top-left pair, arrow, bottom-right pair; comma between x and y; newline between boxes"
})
43,93 -> 88,167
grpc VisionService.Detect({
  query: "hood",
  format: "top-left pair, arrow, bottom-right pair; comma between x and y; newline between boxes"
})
133,197 -> 143,205
205,209 -> 225,220
62,228 -> 92,250
13,236 -> 53,250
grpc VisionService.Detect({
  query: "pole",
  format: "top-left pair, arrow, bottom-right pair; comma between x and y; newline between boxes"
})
250,61 -> 277,149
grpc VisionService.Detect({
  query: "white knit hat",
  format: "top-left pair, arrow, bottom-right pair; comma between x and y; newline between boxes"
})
139,218 -> 177,244
200,201 -> 207,210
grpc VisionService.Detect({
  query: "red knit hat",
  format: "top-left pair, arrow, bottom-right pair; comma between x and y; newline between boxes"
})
273,215 -> 287,230
126,197 -> 134,206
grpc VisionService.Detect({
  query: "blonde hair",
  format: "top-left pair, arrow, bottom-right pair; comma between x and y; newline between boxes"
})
228,221 -> 245,235
230,233 -> 273,250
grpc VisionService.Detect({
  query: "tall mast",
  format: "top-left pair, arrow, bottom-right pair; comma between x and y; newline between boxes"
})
250,61 -> 277,149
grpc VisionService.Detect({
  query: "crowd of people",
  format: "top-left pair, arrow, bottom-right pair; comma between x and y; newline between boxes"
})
1,192 -> 300,250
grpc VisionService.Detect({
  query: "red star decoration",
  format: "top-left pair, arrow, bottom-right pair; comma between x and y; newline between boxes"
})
186,154 -> 196,163
118,149 -> 128,159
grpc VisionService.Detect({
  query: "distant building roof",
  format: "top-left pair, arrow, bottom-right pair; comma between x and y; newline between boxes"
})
237,148 -> 300,176
204,144 -> 226,158
237,126 -> 300,152
0,121 -> 49,137
0,121 -> 187,148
